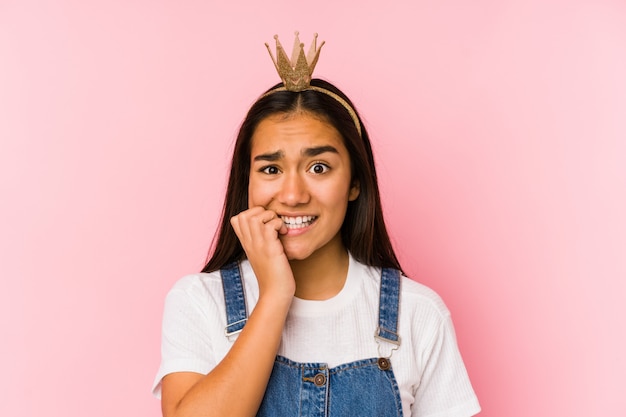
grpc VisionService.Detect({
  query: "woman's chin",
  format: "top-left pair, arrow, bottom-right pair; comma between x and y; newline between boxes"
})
282,242 -> 315,262
284,249 -> 313,262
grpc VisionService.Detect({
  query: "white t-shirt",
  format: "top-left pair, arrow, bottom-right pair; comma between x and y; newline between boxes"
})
153,254 -> 481,417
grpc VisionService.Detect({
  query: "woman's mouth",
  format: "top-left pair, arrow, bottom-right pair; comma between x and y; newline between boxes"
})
281,215 -> 317,229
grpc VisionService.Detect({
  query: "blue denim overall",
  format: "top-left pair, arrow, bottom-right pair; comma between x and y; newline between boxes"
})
220,263 -> 404,417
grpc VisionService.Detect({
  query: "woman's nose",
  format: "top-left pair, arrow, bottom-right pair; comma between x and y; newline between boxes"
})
277,173 -> 310,206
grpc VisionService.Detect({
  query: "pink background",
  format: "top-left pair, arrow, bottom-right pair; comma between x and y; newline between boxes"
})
1,0 -> 625,416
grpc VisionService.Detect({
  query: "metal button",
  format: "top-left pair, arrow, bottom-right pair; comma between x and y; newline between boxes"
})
313,373 -> 326,386
377,357 -> 391,371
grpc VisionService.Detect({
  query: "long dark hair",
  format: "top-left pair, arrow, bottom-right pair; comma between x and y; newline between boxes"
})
202,79 -> 402,273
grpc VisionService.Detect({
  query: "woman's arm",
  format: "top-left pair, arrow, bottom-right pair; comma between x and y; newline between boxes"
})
161,293 -> 291,417
161,207 -> 293,417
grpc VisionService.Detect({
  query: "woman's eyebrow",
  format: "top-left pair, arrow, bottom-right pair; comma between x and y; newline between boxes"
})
253,150 -> 284,162
253,146 -> 338,161
302,145 -> 339,157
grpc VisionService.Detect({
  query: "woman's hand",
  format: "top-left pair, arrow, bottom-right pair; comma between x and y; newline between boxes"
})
230,206 -> 295,300
162,207 -> 295,417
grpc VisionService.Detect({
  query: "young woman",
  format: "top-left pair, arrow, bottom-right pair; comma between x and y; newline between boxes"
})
153,36 -> 480,417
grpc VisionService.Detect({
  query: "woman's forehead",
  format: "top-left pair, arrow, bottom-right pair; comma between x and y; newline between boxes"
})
250,113 -> 345,153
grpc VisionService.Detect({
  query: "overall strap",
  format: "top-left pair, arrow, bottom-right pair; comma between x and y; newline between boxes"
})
220,261 -> 248,336
375,268 -> 401,345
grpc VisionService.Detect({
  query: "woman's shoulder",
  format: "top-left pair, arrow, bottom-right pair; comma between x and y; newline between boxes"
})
399,274 -> 449,315
169,270 -> 221,293
165,260 -> 258,304
352,257 -> 450,318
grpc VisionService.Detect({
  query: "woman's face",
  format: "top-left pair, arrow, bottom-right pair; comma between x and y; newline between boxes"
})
248,112 -> 360,261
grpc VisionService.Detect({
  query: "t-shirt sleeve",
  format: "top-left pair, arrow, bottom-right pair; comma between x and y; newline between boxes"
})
152,279 -> 218,398
412,312 -> 481,417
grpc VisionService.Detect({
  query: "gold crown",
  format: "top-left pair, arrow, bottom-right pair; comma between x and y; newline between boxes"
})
265,32 -> 325,92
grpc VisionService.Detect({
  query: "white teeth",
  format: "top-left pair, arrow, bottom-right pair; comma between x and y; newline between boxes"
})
281,215 -> 316,229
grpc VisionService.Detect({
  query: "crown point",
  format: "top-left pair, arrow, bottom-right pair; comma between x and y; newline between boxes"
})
266,31 -> 323,92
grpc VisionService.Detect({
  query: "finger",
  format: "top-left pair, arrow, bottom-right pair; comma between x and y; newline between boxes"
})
230,207 -> 262,239
260,211 -> 276,224
263,216 -> 287,234
231,208 -> 281,246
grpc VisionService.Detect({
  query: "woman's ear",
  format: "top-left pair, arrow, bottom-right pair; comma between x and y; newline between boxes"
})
348,180 -> 360,201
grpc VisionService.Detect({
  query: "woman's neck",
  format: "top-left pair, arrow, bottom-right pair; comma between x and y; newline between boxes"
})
289,238 -> 349,300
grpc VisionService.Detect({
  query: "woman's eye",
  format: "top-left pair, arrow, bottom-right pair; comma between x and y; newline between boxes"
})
309,163 -> 329,174
261,166 -> 280,175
